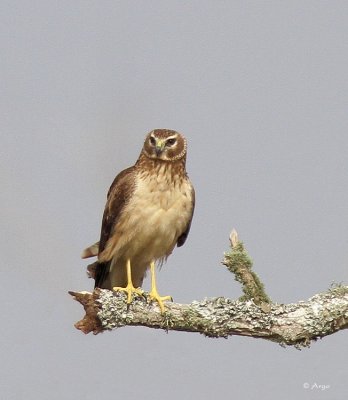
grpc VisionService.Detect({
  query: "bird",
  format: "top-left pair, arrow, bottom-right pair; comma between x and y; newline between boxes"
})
81,129 -> 195,312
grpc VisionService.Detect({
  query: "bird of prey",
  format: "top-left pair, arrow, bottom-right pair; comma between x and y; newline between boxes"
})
81,129 -> 195,312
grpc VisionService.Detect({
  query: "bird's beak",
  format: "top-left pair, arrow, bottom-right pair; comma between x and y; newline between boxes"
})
155,139 -> 165,156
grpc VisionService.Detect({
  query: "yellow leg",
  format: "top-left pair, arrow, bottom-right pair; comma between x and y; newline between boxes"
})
148,261 -> 172,313
113,259 -> 143,304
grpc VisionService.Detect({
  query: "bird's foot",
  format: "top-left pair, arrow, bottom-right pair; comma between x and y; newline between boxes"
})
148,287 -> 172,314
113,284 -> 144,304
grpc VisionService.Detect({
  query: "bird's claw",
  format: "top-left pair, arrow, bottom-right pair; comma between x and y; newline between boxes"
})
148,289 -> 172,313
113,285 -> 144,304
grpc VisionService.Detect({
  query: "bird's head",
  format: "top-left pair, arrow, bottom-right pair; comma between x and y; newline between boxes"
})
142,129 -> 187,161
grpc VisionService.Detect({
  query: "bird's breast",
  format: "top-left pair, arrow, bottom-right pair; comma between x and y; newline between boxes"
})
112,172 -> 193,263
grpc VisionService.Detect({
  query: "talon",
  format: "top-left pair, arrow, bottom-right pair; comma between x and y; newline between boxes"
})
148,261 -> 172,313
113,259 -> 143,304
148,292 -> 172,313
113,285 -> 144,304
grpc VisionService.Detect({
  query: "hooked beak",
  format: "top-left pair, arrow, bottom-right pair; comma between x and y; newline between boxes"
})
155,139 -> 165,156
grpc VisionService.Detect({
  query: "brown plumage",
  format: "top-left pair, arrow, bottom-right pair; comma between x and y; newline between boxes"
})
82,129 -> 195,309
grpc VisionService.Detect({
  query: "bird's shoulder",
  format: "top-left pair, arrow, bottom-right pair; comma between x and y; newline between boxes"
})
106,165 -> 137,199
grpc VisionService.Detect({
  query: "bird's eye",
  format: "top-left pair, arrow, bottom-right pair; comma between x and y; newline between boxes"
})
150,137 -> 156,146
166,138 -> 177,147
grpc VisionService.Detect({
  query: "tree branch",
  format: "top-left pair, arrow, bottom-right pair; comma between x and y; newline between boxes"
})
70,231 -> 348,347
222,229 -> 271,306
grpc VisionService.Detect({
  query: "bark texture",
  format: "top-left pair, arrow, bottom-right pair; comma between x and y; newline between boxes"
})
70,231 -> 348,347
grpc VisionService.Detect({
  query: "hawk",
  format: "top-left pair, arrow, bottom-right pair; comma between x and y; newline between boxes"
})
82,129 -> 195,312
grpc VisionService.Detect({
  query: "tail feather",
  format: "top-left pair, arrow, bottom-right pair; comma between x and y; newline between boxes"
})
81,241 -> 100,259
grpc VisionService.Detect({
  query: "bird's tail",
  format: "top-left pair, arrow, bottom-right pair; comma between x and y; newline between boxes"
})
81,241 -> 99,259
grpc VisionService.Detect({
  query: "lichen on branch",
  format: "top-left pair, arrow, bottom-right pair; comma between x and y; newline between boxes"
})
70,230 -> 348,347
222,229 -> 271,305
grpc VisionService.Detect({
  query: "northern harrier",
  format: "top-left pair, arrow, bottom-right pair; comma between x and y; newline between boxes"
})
82,129 -> 195,312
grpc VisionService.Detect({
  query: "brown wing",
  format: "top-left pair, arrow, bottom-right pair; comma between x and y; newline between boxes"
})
177,183 -> 195,247
94,166 -> 136,288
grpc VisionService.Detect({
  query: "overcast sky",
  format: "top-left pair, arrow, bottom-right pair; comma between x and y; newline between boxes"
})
1,1 -> 347,399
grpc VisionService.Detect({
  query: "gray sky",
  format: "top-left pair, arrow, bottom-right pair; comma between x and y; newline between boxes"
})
1,1 -> 347,399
